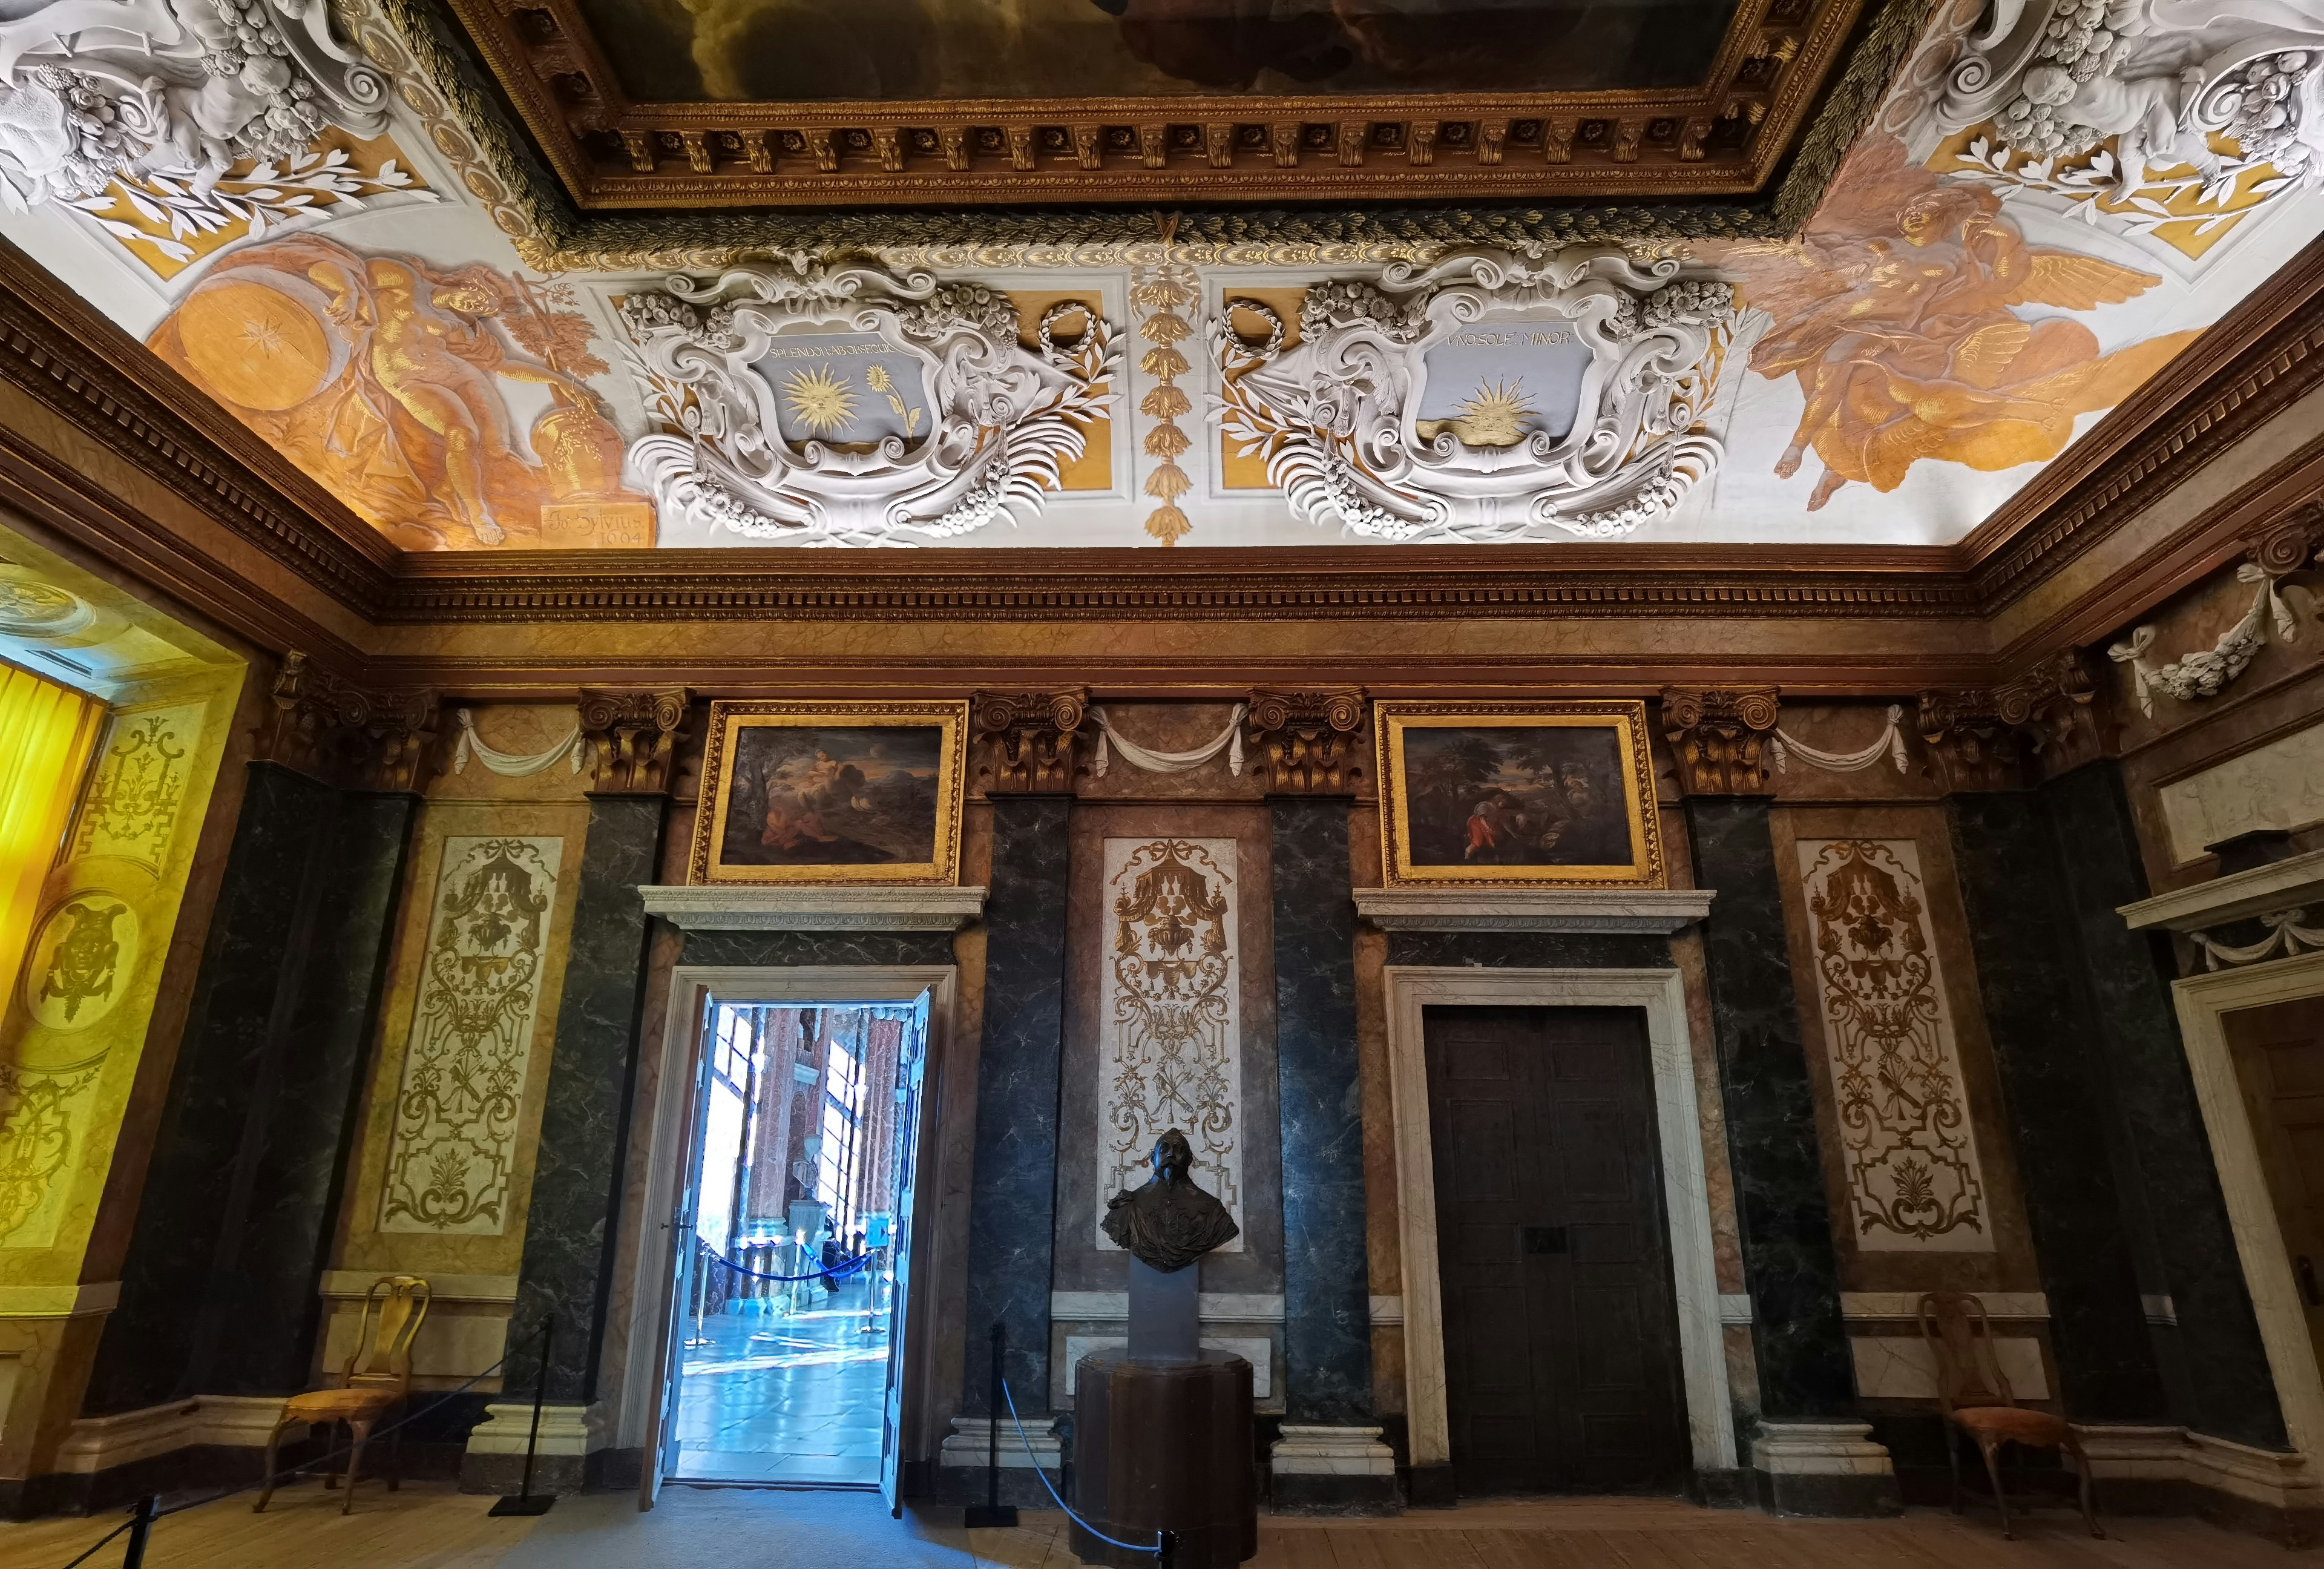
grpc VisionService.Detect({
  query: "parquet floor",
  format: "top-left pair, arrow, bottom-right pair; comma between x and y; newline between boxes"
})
0,1485 -> 2304,1568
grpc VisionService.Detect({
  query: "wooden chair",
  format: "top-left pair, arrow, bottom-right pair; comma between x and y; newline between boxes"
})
255,1275 -> 431,1515
1919,1290 -> 2101,1540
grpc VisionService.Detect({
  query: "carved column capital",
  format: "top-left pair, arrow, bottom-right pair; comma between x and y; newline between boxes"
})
973,688 -> 1089,794
1917,650 -> 2095,792
1245,688 -> 1365,794
577,688 -> 692,794
2248,500 -> 2324,577
254,651 -> 439,792
1659,685 -> 1779,796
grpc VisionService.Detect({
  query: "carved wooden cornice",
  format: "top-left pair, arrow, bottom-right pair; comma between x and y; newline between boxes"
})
973,688 -> 1089,794
1963,229 -> 2324,615
1659,685 -> 1780,796
577,687 -> 691,794
254,651 -> 439,792
1915,651 -> 2096,793
1246,688 -> 1366,795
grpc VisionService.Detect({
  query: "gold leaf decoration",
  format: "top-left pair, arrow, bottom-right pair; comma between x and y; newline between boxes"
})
1132,215 -> 1198,546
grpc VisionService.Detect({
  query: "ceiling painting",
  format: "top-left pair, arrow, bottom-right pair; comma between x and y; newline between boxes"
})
573,0 -> 1741,102
148,235 -> 651,550
0,0 -> 2320,553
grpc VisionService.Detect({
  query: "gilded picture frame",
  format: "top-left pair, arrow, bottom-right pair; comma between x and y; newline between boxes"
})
1376,700 -> 1664,888
689,700 -> 970,886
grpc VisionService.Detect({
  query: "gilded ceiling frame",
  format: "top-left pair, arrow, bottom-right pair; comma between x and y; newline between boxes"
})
353,0 -> 1934,271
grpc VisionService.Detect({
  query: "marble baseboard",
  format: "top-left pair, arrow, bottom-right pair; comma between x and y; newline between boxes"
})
461,1400 -> 602,1459
939,1415 -> 1062,1470
51,1395 -> 295,1474
1405,1464 -> 1457,1509
1850,1333 -> 2049,1401
1270,1424 -> 1396,1476
1751,1419 -> 1895,1478
2072,1423 -> 2323,1513
1049,1291 -> 1284,1323
1270,1471 -> 1401,1515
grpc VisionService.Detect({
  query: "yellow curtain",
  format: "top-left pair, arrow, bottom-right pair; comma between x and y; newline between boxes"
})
0,663 -> 105,996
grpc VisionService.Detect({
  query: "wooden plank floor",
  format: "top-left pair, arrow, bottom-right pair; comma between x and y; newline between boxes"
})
0,1479 -> 542,1568
0,1487 -> 2305,1568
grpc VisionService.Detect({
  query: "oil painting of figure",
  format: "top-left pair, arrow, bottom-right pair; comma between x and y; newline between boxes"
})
1400,725 -> 1635,869
718,726 -> 945,868
576,0 -> 1737,103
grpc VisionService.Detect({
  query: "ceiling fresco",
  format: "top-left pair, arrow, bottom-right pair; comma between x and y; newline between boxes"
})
0,0 -> 2320,550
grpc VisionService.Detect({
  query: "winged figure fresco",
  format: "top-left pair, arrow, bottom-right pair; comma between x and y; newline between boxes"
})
1719,136 -> 2203,510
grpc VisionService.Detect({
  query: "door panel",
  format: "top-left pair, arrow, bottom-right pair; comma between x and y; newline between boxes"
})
2227,998 -> 2324,1380
638,988 -> 716,1510
1425,1004 -> 1689,1496
879,990 -> 931,1515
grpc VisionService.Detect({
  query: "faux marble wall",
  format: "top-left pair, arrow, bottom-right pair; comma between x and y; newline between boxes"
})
87,763 -> 409,1409
1946,787 -> 2175,1425
963,796 -> 1072,1415
509,794 -> 666,1402
1273,798 -> 1368,1427
2043,763 -> 2286,1447
1685,798 -> 1857,1424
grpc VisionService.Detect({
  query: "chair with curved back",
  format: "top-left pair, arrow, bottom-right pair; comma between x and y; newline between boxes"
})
1918,1290 -> 2101,1540
255,1274 -> 431,1515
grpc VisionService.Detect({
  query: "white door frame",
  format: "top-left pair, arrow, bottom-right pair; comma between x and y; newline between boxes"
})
1382,964 -> 1737,1474
617,964 -> 961,1475
2168,949 -> 2324,1468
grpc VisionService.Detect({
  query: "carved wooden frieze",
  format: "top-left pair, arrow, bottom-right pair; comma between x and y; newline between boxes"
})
577,686 -> 691,794
1244,688 -> 1365,795
974,688 -> 1089,794
1215,249 -> 1735,542
621,262 -> 1115,548
1660,685 -> 1779,796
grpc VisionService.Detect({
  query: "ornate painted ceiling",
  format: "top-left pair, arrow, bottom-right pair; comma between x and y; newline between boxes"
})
0,0 -> 2320,551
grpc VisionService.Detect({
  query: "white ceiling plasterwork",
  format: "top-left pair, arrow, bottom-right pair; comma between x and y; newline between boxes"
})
1215,249 -> 1736,543
621,262 -> 1119,548
0,0 -> 393,220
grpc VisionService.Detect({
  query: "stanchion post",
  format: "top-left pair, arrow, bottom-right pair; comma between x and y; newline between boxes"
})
963,1320 -> 1017,1528
489,1316 -> 558,1518
120,1493 -> 157,1568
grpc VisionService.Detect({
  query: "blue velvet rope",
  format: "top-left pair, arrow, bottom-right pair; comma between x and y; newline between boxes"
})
706,1246 -> 873,1284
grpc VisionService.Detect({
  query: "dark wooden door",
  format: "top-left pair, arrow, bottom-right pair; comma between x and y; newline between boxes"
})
1424,1004 -> 1689,1495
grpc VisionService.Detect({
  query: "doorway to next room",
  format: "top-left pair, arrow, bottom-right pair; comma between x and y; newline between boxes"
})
661,999 -> 928,1489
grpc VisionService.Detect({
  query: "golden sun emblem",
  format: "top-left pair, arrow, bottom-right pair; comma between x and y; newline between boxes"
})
783,364 -> 858,436
1448,377 -> 1535,447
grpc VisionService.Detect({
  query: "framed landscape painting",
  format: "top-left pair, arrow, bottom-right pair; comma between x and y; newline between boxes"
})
689,700 -> 969,885
1376,701 -> 1665,888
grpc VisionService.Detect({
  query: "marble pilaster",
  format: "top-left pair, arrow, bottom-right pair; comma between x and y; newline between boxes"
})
1270,799 -> 1388,1508
88,765 -> 417,1409
962,796 -> 1073,1423
1946,788 -> 2174,1425
1684,798 -> 1890,1514
2042,764 -> 2286,1448
507,793 -> 668,1408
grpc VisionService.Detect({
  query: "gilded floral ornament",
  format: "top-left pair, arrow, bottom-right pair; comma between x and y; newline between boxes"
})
622,259 -> 1116,548
1213,248 -> 1734,542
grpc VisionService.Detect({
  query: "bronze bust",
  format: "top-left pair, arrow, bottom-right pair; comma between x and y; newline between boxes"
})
1103,1128 -> 1239,1273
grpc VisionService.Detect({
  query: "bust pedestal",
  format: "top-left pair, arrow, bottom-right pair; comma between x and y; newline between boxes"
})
1069,1348 -> 1256,1569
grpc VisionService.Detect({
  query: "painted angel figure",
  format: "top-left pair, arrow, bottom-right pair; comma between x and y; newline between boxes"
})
1720,137 -> 2202,510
